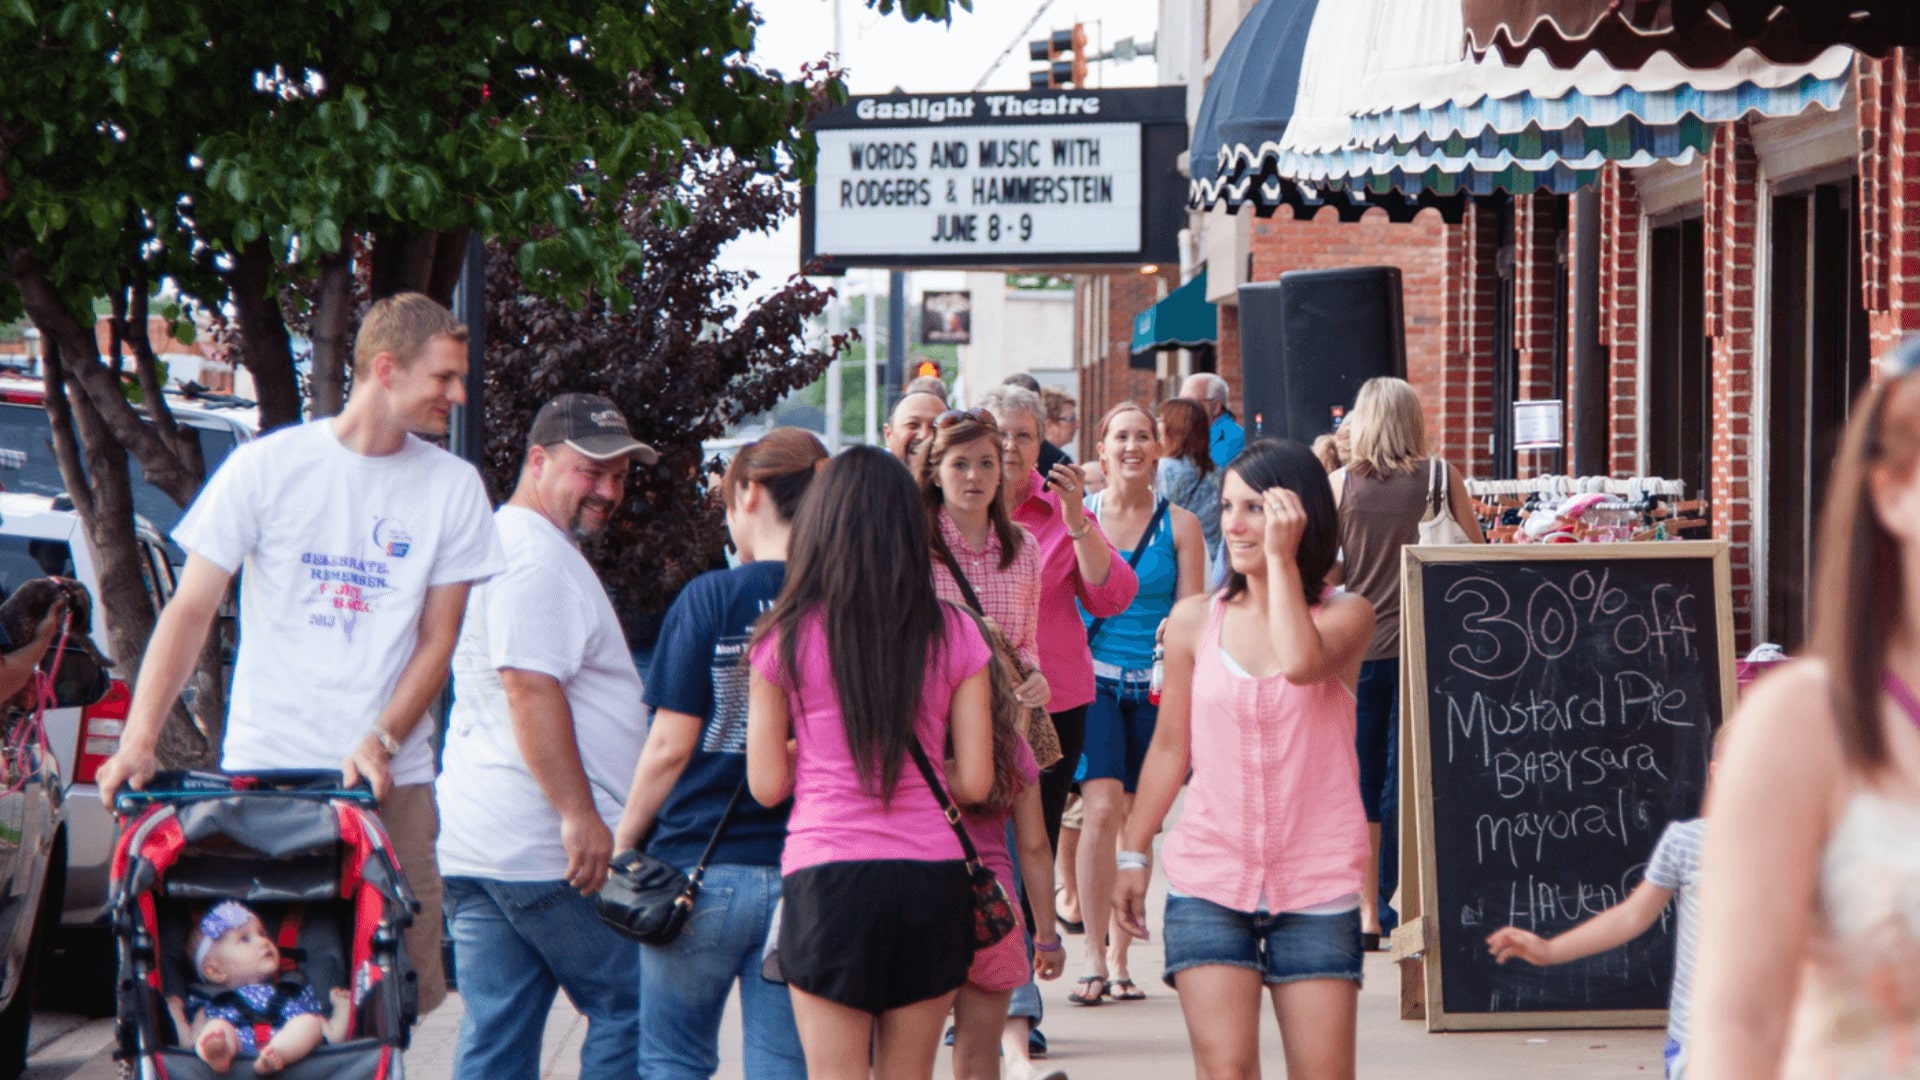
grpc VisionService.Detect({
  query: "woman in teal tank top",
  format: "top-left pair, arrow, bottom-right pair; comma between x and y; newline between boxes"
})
1068,402 -> 1207,1005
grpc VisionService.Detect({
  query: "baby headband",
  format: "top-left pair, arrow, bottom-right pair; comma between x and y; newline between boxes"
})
194,900 -> 255,970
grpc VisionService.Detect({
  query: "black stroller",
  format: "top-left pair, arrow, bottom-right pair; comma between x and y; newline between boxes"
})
110,771 -> 419,1079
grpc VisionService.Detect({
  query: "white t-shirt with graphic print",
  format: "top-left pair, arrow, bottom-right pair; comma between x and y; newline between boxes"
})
173,419 -> 505,785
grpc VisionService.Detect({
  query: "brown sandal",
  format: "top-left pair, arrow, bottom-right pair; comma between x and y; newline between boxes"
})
1067,974 -> 1108,1005
1108,977 -> 1147,1001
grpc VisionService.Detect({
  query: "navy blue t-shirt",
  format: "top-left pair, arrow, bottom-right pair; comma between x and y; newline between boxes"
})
643,561 -> 789,869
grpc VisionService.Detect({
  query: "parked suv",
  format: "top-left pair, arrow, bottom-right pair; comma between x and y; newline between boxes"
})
0,382 -> 255,1016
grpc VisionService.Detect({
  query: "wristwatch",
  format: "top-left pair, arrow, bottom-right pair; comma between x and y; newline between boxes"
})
367,728 -> 402,757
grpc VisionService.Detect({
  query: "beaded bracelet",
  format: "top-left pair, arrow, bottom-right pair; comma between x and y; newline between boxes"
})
1034,938 -> 1063,953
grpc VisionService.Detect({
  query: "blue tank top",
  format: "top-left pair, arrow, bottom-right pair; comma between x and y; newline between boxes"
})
1079,494 -> 1178,671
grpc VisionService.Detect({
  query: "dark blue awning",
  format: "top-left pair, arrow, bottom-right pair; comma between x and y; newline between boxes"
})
1188,0 -> 1467,223
1188,0 -> 1318,213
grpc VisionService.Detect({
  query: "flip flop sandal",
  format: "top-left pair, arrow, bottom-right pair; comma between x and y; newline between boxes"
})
1108,978 -> 1147,1001
1067,974 -> 1109,1005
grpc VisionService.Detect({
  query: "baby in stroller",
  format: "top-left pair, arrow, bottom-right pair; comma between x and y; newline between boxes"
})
168,901 -> 353,1074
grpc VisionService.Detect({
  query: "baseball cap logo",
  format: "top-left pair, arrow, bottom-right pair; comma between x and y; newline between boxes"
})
589,409 -> 627,431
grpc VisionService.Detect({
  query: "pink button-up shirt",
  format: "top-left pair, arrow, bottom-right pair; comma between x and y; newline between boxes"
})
1162,596 -> 1368,914
931,510 -> 1042,670
1010,470 -> 1138,712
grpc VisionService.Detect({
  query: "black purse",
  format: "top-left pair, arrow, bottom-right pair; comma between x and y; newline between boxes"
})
594,777 -> 748,946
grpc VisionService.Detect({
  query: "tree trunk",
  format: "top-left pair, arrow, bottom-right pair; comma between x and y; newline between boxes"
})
43,341 -> 210,768
308,253 -> 353,418
229,243 -> 303,432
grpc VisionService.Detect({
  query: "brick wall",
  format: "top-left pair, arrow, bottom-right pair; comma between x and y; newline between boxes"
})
1597,164 -> 1643,477
1246,208 -> 1453,426
1076,270 -> 1175,430
1858,50 -> 1920,368
1704,120 -> 1760,648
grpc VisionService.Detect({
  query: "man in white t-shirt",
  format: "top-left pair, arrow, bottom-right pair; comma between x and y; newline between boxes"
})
435,394 -> 653,1080
97,293 -> 508,1017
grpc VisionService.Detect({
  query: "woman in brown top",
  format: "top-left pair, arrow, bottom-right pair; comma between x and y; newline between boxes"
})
1329,377 -> 1484,947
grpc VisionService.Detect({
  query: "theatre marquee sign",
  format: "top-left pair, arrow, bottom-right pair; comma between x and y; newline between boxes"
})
802,87 -> 1186,272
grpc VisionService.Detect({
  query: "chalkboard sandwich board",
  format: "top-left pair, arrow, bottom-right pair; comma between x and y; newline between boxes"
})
1400,541 -> 1733,1032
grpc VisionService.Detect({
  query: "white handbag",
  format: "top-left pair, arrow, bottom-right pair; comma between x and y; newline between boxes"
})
1418,458 -> 1473,545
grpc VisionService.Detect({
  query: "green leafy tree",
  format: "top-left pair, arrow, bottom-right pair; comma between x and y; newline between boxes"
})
0,0 -> 965,763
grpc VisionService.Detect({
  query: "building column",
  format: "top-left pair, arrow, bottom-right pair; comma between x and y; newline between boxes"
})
1598,164 -> 1643,479
1440,200 -> 1500,476
1513,192 -> 1563,476
1858,49 -> 1920,369
1705,120 -> 1760,649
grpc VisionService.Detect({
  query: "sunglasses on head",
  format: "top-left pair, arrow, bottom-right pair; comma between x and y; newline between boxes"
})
935,408 -> 997,430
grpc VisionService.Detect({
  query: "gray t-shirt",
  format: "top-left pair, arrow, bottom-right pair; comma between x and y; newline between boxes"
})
1645,817 -> 1705,1065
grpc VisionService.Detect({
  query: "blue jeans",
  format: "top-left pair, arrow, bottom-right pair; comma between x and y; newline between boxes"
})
1161,893 -> 1363,989
1083,672 -> 1159,791
1354,657 -> 1400,933
444,876 -> 639,1080
638,863 -> 804,1080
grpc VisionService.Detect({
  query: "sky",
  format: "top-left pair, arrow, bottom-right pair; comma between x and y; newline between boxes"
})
725,0 -> 1169,302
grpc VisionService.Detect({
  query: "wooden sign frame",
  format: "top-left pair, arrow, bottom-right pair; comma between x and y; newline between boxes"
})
1398,540 -> 1734,1032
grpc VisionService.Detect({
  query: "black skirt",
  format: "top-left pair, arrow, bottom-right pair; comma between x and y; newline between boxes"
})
778,859 -> 974,1014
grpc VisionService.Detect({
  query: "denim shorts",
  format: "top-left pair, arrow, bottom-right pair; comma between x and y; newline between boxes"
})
1160,893 -> 1364,989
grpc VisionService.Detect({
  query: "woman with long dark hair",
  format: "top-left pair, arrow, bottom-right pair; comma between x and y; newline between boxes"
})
1115,439 -> 1374,1080
1690,349 -> 1920,1078
745,446 -> 996,1080
916,409 -> 1046,699
616,429 -> 825,1080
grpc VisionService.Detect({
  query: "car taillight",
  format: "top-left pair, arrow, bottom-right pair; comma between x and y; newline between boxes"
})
73,679 -> 130,785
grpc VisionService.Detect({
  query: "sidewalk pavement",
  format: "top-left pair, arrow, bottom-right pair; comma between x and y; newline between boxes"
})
397,848 -> 1664,1080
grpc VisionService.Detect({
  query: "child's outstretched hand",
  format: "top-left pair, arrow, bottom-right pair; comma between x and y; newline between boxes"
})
1487,926 -> 1554,966
1033,938 -> 1065,981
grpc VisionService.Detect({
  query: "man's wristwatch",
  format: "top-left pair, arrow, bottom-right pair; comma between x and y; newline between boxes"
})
367,728 -> 402,757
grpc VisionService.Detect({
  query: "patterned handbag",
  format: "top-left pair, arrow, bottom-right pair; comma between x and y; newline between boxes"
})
904,736 -> 1019,950
939,554 -> 1064,771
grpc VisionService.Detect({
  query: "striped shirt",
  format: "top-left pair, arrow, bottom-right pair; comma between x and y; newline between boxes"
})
1645,817 -> 1705,1069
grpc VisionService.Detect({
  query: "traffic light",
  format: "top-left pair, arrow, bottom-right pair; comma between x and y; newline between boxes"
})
913,359 -> 941,380
1027,23 -> 1089,90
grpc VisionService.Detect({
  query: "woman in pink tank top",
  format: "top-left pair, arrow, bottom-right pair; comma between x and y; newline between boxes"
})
1114,439 -> 1375,1080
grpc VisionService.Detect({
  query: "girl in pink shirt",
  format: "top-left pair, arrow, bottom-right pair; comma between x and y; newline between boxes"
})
1114,439 -> 1376,1080
745,446 -> 996,1080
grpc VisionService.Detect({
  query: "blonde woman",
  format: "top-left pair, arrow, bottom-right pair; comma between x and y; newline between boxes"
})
1328,377 -> 1483,947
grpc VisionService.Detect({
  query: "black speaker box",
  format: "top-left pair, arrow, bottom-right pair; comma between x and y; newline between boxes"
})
1237,267 -> 1406,444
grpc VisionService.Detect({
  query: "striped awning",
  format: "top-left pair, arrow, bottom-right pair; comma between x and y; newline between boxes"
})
1188,0 -> 1468,221
1271,0 -> 1854,198
1465,1 -> 1918,69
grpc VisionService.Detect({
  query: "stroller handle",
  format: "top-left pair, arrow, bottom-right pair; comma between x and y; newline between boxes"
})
114,768 -> 379,816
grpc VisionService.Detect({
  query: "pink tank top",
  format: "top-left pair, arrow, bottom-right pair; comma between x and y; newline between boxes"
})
1161,596 -> 1369,914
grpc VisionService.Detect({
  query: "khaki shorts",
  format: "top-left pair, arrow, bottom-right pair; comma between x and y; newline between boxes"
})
378,783 -> 446,1017
1061,792 -> 1085,831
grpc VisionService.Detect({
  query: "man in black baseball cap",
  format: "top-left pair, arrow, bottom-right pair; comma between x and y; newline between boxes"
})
527,393 -> 660,465
437,390 -> 655,1073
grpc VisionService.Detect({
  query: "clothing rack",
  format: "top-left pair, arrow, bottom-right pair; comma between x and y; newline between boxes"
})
1462,475 -> 1708,544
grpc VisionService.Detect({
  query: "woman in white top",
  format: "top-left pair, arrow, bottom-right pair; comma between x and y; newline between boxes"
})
1691,344 -> 1920,1078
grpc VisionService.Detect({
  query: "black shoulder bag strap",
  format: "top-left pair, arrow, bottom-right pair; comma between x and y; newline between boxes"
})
938,547 -> 987,616
681,776 -> 751,897
1085,496 -> 1169,647
903,734 -> 985,869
